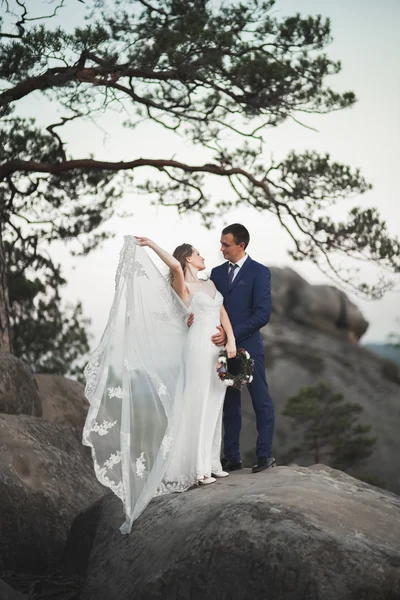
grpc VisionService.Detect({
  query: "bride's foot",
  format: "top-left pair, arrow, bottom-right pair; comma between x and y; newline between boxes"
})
211,470 -> 229,478
198,476 -> 216,485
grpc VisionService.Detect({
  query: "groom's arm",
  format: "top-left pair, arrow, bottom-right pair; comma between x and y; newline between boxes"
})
210,267 -> 227,346
232,266 -> 271,341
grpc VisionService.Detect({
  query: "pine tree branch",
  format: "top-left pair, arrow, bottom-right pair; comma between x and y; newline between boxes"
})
0,64 -> 181,108
0,157 -> 272,201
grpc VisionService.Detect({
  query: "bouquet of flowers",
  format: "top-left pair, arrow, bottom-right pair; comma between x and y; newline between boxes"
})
216,348 -> 254,391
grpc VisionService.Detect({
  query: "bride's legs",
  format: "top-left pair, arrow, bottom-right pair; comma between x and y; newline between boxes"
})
211,402 -> 224,473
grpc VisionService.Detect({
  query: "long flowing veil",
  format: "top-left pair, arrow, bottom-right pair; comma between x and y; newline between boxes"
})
83,235 -> 189,533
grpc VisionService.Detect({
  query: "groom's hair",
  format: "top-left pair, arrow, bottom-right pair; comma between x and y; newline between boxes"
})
222,223 -> 250,249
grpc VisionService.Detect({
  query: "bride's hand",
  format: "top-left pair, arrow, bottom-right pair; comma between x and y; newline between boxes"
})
225,339 -> 236,359
134,236 -> 154,248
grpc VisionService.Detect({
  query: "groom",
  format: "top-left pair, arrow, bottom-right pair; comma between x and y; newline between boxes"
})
210,223 -> 275,473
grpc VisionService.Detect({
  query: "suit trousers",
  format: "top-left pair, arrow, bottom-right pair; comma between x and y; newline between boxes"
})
223,354 -> 274,461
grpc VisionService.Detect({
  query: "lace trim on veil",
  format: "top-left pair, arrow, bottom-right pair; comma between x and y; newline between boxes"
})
83,236 -> 189,533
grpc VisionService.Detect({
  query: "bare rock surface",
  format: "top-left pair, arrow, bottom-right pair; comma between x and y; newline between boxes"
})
0,578 -> 24,600
0,414 -> 104,574
64,465 -> 400,600
0,351 -> 41,417
35,374 -> 88,436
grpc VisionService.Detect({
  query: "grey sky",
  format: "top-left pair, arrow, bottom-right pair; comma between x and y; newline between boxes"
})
12,0 -> 400,344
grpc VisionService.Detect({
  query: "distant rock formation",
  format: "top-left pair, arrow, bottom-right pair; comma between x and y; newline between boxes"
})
240,267 -> 400,494
269,267 -> 369,342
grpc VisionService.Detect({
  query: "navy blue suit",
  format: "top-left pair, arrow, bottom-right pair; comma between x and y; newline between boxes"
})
211,256 -> 274,461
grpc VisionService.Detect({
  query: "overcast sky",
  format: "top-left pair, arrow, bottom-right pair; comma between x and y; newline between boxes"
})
14,0 -> 400,344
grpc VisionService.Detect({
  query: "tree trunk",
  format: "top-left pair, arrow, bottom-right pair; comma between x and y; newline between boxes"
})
314,436 -> 320,464
0,229 -> 12,352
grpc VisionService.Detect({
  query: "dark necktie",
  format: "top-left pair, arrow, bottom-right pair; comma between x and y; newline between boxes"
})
228,263 -> 238,289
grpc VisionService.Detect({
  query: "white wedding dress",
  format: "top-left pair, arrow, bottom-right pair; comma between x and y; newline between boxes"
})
83,236 -> 226,533
161,279 -> 225,490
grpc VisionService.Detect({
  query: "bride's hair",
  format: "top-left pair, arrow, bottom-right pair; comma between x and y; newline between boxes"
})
169,243 -> 193,284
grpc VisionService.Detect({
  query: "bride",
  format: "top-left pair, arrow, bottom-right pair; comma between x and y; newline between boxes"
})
83,235 -> 236,533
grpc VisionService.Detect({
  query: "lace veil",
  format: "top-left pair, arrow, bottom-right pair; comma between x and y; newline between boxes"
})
83,235 -> 189,533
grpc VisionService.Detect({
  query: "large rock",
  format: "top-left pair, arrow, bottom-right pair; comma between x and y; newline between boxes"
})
0,414 -> 104,574
240,320 -> 400,493
64,466 -> 400,600
0,351 -> 41,416
0,579 -> 24,600
270,267 -> 369,342
35,374 -> 88,437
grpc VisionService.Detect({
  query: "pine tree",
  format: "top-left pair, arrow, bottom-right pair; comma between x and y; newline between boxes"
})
283,382 -> 376,471
1,0 -> 399,351
6,241 -> 90,378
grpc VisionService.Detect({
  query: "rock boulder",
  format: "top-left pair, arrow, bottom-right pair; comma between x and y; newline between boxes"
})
64,465 -> 400,600
270,267 -> 369,342
35,374 -> 88,437
0,579 -> 24,600
0,414 -> 104,574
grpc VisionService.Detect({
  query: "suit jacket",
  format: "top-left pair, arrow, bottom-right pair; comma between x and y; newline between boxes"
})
210,256 -> 271,356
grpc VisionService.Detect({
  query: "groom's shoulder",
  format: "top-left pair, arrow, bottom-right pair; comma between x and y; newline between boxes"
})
211,262 -> 228,275
248,257 -> 270,276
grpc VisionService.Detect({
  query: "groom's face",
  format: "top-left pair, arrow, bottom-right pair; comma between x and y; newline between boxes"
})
220,234 -> 245,263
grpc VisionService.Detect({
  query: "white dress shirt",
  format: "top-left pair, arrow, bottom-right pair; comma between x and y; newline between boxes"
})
229,254 -> 248,282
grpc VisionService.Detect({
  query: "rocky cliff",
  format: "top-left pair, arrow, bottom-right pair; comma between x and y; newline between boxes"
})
240,267 -> 400,494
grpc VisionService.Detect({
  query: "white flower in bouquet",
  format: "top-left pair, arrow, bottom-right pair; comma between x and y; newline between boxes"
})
223,379 -> 234,387
245,351 -> 250,359
248,375 -> 253,383
219,356 -> 227,363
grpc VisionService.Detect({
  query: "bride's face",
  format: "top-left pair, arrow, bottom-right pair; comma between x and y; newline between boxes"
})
187,248 -> 206,271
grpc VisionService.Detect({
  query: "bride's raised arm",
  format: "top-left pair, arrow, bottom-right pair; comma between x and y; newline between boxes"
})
134,236 -> 189,301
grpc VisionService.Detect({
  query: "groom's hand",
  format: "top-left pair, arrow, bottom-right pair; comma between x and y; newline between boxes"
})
187,313 -> 194,328
211,325 -> 227,346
